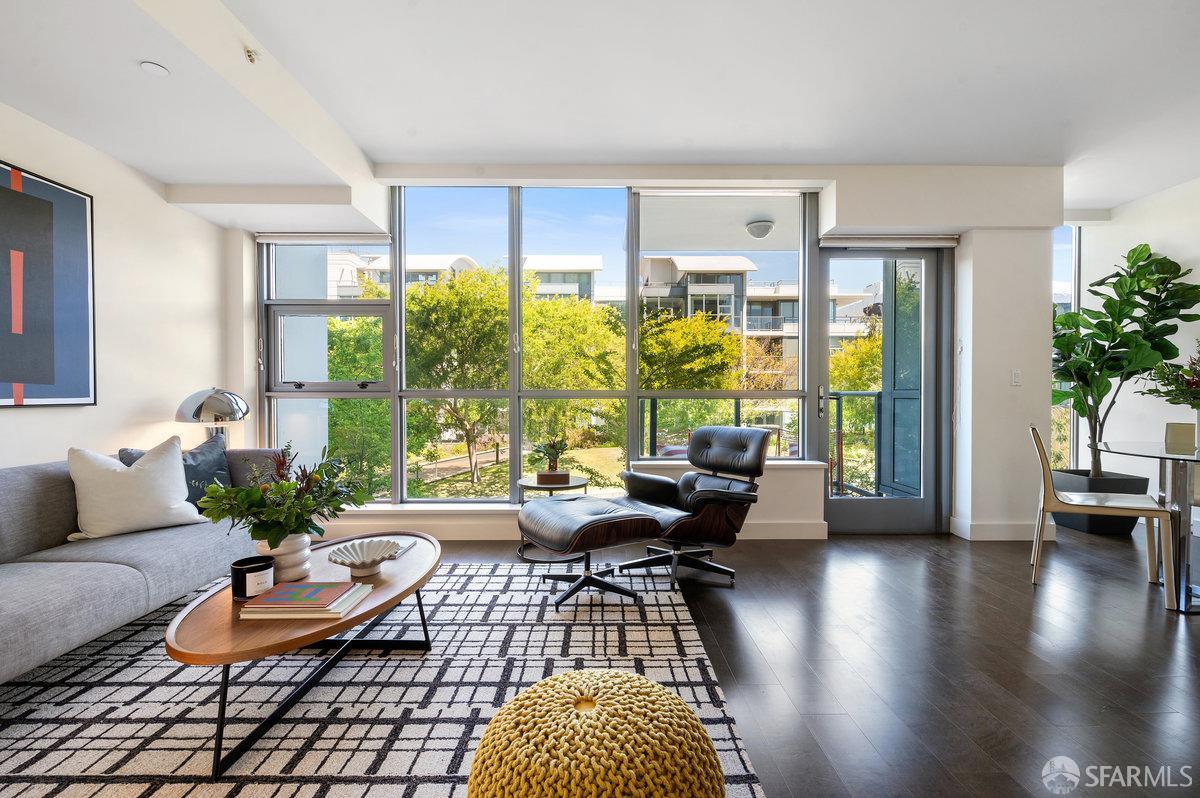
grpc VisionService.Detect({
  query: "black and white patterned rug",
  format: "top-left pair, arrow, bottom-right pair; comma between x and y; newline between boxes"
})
0,562 -> 763,797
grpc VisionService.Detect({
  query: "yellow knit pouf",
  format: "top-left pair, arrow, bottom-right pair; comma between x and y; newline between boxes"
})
467,669 -> 725,798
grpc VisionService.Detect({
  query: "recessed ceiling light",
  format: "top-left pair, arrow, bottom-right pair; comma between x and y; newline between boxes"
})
139,60 -> 170,77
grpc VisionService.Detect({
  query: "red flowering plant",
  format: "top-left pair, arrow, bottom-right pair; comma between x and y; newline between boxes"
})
197,444 -> 368,549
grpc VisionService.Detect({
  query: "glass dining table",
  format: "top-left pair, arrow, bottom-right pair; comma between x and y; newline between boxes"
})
1096,442 -> 1200,613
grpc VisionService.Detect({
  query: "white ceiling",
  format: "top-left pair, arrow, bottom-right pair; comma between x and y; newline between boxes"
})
2,0 -> 1198,216
641,195 -> 802,251
222,0 -> 1200,209
0,0 -> 339,186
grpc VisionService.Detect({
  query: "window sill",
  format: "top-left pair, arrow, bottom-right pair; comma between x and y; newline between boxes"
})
630,459 -> 827,470
348,502 -> 521,515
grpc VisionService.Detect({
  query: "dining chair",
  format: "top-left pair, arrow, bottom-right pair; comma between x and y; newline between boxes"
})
1028,426 -> 1174,590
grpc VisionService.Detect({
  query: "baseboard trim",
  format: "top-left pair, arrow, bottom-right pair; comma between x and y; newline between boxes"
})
950,516 -> 1056,542
739,520 -> 827,539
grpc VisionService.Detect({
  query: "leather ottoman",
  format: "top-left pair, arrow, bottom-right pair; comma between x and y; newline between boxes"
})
517,495 -> 660,607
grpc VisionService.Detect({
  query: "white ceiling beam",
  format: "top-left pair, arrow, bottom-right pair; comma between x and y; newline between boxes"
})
165,184 -> 352,205
1063,208 -> 1112,223
135,0 -> 387,232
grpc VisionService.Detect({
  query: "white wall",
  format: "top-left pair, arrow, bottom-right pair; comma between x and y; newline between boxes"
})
632,460 -> 828,539
1079,176 -> 1200,494
952,228 -> 1054,540
0,102 -> 227,466
222,228 -> 258,448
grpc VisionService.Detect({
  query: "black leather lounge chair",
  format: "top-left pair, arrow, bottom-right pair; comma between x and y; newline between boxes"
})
516,426 -> 770,606
614,425 -> 770,587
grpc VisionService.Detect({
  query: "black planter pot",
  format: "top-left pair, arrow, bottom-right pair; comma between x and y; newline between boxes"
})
1050,469 -> 1150,535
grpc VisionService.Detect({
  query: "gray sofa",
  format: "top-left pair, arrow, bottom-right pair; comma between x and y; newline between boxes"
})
0,450 -> 273,684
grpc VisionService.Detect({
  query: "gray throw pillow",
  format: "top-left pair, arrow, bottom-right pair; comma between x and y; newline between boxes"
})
226,448 -> 282,487
119,433 -> 231,506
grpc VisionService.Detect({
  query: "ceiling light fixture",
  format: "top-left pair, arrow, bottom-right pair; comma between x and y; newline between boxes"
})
138,60 -> 170,77
746,220 -> 775,240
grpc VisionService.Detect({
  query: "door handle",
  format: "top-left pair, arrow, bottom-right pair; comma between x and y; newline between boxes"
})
817,385 -> 826,419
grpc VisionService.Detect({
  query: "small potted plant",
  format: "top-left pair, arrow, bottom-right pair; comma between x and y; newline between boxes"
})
1052,244 -> 1200,533
531,439 -> 570,485
198,445 -> 369,582
1139,341 -> 1200,445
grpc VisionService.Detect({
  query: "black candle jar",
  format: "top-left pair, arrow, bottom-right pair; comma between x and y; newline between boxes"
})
231,555 -> 275,602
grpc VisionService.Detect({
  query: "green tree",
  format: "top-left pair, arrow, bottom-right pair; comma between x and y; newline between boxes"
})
324,268 -> 765,493
325,281 -> 390,497
406,267 -> 509,390
521,279 -> 626,458
828,319 -> 883,492
523,286 -> 624,390
327,397 -> 390,497
638,311 -> 742,390
405,267 -> 510,483
829,318 -> 883,396
636,310 -> 745,454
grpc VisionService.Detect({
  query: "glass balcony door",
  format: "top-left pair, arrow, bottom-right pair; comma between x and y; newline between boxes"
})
812,248 -> 940,532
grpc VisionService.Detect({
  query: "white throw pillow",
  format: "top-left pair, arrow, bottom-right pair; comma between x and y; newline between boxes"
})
68,436 -> 203,540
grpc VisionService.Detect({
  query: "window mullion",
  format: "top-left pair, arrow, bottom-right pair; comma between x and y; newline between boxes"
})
626,188 -> 640,463
393,186 -> 405,502
508,186 -> 522,503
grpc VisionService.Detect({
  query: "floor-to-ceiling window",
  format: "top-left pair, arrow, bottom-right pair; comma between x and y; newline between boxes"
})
261,187 -> 808,503
402,187 -> 511,499
265,242 -> 395,499
1051,224 -> 1080,468
519,188 -> 628,496
637,192 -> 804,459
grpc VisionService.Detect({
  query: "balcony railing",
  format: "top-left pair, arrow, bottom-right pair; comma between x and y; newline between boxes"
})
745,315 -> 799,331
829,390 -> 881,497
747,280 -> 801,291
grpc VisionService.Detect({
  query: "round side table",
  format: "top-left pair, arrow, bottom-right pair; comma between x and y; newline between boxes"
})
516,475 -> 589,564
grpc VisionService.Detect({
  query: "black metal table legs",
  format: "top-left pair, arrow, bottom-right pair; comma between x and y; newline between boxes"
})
1164,461 -> 1200,614
208,590 -> 431,779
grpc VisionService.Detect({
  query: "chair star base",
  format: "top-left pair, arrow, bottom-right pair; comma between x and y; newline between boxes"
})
542,552 -> 639,608
619,544 -> 735,587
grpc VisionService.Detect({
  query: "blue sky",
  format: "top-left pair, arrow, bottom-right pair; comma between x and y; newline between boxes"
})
404,187 -> 804,289
1052,224 -> 1074,285
403,188 -> 1076,294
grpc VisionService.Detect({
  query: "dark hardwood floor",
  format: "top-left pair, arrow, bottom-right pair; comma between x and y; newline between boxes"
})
441,530 -> 1198,797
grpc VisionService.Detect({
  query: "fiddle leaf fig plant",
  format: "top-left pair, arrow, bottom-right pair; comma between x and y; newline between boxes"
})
1053,244 -> 1200,478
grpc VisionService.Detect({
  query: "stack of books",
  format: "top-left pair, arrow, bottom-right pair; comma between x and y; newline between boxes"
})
239,581 -> 372,620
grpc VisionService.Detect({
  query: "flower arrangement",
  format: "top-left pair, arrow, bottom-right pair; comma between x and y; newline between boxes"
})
198,445 -> 369,549
1139,342 -> 1200,408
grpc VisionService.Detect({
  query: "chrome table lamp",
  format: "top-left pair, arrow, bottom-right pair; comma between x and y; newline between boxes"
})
176,388 -> 250,438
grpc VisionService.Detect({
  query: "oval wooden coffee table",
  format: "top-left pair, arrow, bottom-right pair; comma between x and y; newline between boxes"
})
165,531 -> 441,779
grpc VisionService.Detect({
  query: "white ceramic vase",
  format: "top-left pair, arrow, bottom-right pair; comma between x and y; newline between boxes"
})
256,533 -> 312,582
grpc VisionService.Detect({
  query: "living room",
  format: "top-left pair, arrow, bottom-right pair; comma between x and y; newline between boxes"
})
1,1 -> 1198,796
